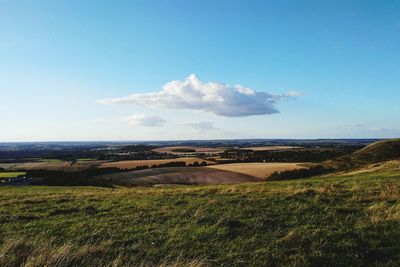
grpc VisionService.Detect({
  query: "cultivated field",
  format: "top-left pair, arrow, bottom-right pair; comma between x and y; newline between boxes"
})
0,172 -> 26,178
239,146 -> 300,151
0,170 -> 399,266
207,162 -> 308,179
67,159 -> 109,172
0,160 -> 70,171
96,166 -> 260,185
152,146 -> 225,154
0,159 -> 108,172
100,157 -> 215,170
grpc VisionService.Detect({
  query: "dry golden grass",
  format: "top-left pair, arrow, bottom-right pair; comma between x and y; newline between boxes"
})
0,238 -> 207,267
100,158 -> 215,170
343,160 -> 400,176
206,162 -> 308,179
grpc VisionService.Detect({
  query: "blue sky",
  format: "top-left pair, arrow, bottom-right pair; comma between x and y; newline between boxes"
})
1,0 -> 399,141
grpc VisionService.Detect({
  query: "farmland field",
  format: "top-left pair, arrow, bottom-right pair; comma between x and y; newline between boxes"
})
0,160 -> 70,171
0,172 -> 26,178
0,170 -> 399,266
100,157 -> 215,170
207,162 -> 308,179
0,159 -> 108,172
96,166 -> 260,185
67,159 -> 109,172
239,146 -> 300,151
152,146 -> 225,154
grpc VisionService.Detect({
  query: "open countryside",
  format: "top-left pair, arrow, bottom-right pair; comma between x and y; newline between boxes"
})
1,1 -> 400,266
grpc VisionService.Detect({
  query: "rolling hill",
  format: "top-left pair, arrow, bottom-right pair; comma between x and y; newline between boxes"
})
96,166 -> 260,185
327,139 -> 400,171
353,138 -> 400,162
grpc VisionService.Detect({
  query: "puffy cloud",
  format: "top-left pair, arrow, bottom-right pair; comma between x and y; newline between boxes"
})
124,114 -> 165,127
182,121 -> 219,131
98,74 -> 299,117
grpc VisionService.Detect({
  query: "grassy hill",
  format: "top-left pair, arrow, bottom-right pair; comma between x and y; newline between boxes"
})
0,170 -> 399,266
353,139 -> 400,162
327,139 -> 400,171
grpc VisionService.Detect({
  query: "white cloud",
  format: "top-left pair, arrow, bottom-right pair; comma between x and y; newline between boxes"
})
98,74 -> 299,117
182,121 -> 219,132
342,124 -> 363,130
370,127 -> 389,132
124,114 -> 165,127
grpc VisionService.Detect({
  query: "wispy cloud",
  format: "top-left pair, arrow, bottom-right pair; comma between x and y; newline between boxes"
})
123,114 -> 165,127
342,124 -> 363,130
98,74 -> 299,117
370,127 -> 389,133
182,121 -> 219,132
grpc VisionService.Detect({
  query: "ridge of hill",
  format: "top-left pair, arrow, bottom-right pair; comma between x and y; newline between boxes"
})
352,139 -> 400,162
321,139 -> 400,173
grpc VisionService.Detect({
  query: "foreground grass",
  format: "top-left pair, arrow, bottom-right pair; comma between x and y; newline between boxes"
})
0,171 -> 399,266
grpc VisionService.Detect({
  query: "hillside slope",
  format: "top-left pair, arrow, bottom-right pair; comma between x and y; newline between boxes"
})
328,139 -> 400,170
1,170 -> 399,266
353,139 -> 400,162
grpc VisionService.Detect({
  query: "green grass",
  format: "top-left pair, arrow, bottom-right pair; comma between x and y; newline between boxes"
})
0,172 -> 26,178
0,171 -> 399,266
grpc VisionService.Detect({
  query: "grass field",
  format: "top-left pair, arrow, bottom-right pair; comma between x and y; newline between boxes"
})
0,172 -> 26,178
0,170 -> 399,266
207,162 -> 308,179
100,158 -> 215,170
